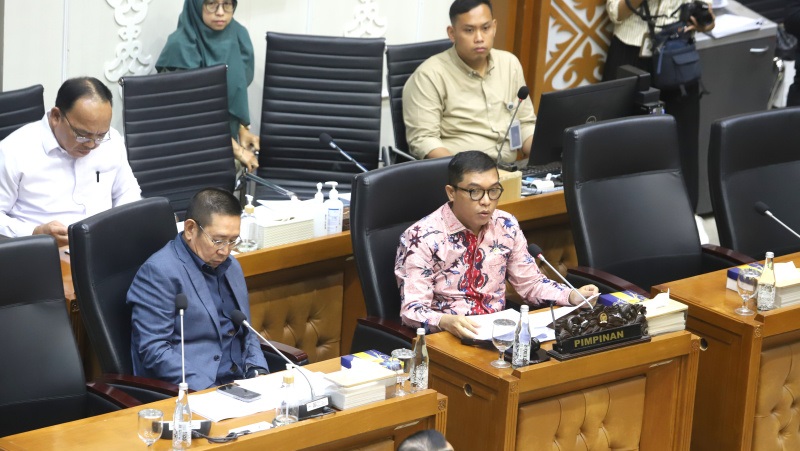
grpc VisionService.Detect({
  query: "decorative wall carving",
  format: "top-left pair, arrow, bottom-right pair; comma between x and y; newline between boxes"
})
544,0 -> 612,91
345,0 -> 387,38
104,0 -> 154,84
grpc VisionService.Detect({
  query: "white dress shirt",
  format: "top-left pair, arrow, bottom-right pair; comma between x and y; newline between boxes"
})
0,114 -> 141,237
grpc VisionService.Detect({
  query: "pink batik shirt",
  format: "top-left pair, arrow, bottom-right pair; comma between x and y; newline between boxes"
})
395,203 -> 571,332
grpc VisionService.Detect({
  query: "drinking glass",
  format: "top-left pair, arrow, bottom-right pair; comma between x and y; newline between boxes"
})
736,268 -> 760,316
137,408 -> 163,447
491,319 -> 516,368
391,348 -> 415,396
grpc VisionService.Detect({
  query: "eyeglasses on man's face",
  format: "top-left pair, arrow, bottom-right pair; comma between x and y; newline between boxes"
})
203,1 -> 235,13
62,112 -> 111,145
452,185 -> 504,201
198,223 -> 241,250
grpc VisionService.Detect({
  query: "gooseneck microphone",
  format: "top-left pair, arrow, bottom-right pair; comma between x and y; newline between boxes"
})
319,133 -> 369,173
175,293 -> 189,385
754,201 -> 800,240
495,86 -> 530,171
528,243 -> 593,310
231,310 -> 330,418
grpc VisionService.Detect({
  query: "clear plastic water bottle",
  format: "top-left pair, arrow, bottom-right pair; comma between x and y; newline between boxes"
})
238,194 -> 258,252
273,373 -> 299,426
172,382 -> 192,450
757,252 -> 777,311
512,305 -> 531,368
409,328 -> 429,392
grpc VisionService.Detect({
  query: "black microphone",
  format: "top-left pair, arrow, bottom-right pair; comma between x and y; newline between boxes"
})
495,86 -> 530,171
175,293 -> 188,385
231,310 -> 330,418
319,133 -> 368,173
527,244 -> 593,309
755,201 -> 800,240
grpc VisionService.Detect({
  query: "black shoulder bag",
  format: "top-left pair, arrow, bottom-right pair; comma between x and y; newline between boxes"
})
625,0 -> 702,94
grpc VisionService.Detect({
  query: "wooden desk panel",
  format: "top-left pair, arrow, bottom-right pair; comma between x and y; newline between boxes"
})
654,252 -> 800,451
426,330 -> 700,451
0,359 -> 447,451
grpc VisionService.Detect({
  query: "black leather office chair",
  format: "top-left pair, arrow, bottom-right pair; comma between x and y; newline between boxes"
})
69,197 -> 180,402
562,115 -> 752,295
256,32 -> 385,200
0,84 -> 45,141
349,157 -> 451,354
0,235 -> 136,436
68,198 -> 307,396
709,107 -> 800,259
120,65 -> 236,220
384,39 -> 452,165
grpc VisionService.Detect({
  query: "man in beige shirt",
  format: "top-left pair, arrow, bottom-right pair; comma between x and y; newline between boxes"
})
403,0 -> 535,163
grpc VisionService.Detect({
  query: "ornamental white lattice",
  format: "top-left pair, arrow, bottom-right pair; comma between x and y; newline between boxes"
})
344,0 -> 387,38
104,0 -> 154,84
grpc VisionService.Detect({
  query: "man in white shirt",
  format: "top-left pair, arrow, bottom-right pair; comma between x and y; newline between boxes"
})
0,77 -> 141,245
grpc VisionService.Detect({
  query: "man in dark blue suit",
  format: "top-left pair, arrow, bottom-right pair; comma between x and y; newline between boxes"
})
127,187 -> 268,390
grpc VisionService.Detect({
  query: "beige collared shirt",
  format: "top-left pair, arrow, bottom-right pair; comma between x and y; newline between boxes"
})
402,46 -> 535,162
606,0 -> 712,47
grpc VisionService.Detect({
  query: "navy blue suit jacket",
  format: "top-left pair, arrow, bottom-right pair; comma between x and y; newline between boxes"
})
127,234 -> 267,390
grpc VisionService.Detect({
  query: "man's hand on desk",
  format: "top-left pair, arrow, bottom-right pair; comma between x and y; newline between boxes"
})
33,220 -> 68,246
569,285 -> 599,308
439,314 -> 480,339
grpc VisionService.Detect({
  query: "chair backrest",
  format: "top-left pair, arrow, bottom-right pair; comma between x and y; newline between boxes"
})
120,65 -> 236,220
386,39 -> 452,153
0,235 -> 88,435
709,107 -> 800,259
350,158 -> 451,320
563,115 -> 703,290
0,84 -> 45,141
68,197 -> 177,375
257,32 -> 385,199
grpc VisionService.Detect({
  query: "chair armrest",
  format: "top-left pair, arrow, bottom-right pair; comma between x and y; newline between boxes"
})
567,266 -> 649,297
701,244 -> 756,265
87,381 -> 142,409
388,146 -> 416,163
261,341 -> 309,366
357,316 -> 417,342
97,373 -> 181,396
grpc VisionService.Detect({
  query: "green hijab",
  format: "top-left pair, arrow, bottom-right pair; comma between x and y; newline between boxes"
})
156,0 -> 255,134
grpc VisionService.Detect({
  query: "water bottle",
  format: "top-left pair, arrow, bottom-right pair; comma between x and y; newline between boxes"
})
273,373 -> 299,426
409,328 -> 429,393
757,252 -> 777,311
172,382 -> 192,450
238,194 -> 258,252
512,305 -> 531,368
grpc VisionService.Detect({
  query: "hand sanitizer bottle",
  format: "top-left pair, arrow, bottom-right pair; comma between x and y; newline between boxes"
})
313,182 -> 326,237
238,194 -> 258,252
323,181 -> 343,234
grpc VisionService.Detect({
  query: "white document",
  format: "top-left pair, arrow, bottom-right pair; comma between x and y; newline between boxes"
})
710,14 -> 762,39
471,305 -> 579,341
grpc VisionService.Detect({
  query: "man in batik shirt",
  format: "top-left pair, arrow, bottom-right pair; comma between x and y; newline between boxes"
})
395,151 -> 598,338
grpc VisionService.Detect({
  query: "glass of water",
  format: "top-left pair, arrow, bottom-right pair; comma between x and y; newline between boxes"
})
137,408 -> 163,447
491,319 -> 516,368
391,348 -> 415,396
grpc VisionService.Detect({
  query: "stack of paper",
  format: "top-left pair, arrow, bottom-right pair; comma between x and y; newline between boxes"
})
324,362 -> 395,410
599,291 -> 687,336
710,14 -> 762,39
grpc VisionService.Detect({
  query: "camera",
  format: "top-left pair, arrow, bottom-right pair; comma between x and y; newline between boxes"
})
679,1 -> 714,28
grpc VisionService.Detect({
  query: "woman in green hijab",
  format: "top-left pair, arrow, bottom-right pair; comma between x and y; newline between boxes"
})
156,0 -> 260,172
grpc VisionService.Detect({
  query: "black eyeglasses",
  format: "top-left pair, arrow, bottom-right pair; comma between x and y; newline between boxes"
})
203,1 -> 235,13
198,223 -> 242,250
452,185 -> 504,201
62,112 -> 111,145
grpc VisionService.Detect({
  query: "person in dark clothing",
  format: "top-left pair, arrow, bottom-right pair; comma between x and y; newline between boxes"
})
786,0 -> 800,106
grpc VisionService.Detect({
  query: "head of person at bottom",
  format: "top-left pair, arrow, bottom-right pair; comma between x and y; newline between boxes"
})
446,150 -> 503,235
398,430 -> 454,451
183,187 -> 243,268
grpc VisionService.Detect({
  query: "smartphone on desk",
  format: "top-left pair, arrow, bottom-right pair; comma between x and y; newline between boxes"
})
217,384 -> 262,402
